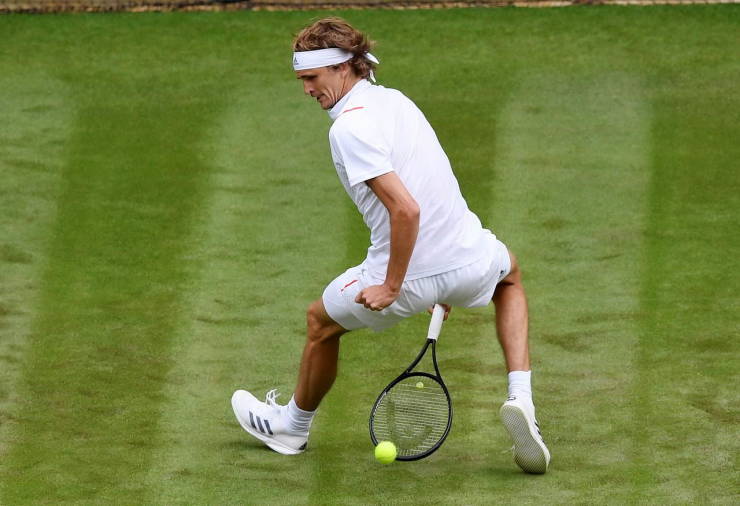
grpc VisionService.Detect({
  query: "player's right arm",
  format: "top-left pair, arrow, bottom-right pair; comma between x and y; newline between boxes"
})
329,110 -> 419,311
355,172 -> 419,311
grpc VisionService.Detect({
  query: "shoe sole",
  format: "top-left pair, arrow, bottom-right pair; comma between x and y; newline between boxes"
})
231,394 -> 305,456
500,404 -> 550,474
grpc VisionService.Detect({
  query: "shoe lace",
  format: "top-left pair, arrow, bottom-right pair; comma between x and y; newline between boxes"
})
265,389 -> 281,408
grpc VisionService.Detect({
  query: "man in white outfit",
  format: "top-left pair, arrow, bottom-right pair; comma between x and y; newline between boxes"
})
231,17 -> 550,474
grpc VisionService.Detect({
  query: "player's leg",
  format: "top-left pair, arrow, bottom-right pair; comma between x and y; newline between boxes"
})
232,265 -> 392,455
294,298 -> 348,411
492,251 -> 530,373
230,299 -> 347,456
494,249 -> 550,474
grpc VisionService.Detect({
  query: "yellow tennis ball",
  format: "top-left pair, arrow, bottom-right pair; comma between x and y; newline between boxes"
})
415,381 -> 424,389
374,441 -> 397,464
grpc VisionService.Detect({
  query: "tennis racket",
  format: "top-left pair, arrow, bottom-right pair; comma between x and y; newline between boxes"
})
369,304 -> 452,461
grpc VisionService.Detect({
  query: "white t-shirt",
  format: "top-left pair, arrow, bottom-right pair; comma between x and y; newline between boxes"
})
328,79 -> 491,282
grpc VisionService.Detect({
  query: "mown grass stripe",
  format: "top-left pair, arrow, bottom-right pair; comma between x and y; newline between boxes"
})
489,72 -> 651,500
636,80 -> 739,502
144,79 -> 336,504
0,72 -> 74,463
0,83 -> 220,506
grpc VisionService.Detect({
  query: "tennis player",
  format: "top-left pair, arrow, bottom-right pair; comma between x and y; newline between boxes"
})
231,17 -> 550,474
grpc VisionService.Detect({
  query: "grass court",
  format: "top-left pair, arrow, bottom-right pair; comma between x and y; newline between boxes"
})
0,6 -> 738,504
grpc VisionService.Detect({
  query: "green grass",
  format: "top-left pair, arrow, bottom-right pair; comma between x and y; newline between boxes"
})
1,6 -> 738,504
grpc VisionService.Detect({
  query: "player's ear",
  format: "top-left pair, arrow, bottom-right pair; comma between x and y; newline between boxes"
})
337,61 -> 351,76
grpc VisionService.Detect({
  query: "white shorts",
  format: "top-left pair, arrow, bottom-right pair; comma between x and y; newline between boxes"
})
322,233 -> 511,332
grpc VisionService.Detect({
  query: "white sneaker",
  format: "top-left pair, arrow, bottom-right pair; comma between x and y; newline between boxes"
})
500,396 -> 551,474
231,389 -> 308,455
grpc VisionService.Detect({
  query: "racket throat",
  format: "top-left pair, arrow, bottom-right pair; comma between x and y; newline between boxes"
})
404,338 -> 434,374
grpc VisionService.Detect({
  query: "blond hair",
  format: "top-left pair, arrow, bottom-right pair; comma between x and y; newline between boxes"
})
293,17 -> 377,80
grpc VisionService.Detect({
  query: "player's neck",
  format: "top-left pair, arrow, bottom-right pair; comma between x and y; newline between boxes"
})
337,75 -> 363,102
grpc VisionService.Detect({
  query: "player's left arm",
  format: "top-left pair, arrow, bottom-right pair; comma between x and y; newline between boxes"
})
355,171 -> 419,311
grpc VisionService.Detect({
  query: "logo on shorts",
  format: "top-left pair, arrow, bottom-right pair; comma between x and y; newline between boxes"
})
341,279 -> 359,292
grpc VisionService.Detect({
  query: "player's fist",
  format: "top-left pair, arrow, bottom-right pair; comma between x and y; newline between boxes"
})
355,284 -> 399,311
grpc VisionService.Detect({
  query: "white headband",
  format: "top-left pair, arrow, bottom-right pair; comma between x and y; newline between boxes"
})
293,48 -> 380,82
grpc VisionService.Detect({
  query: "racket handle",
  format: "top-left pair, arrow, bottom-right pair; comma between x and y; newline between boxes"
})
427,304 -> 445,341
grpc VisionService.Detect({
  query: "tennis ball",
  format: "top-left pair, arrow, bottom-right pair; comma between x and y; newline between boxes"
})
415,381 -> 424,389
374,441 -> 397,464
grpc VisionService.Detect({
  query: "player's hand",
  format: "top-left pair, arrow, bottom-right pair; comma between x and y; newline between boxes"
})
427,303 -> 452,320
355,284 -> 399,311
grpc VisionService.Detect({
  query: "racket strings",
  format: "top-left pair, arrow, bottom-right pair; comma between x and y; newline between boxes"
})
372,377 -> 450,457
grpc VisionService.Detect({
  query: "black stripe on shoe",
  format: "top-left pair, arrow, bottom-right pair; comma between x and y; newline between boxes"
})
534,421 -> 545,441
249,411 -> 257,430
256,416 -> 266,434
264,419 -> 274,436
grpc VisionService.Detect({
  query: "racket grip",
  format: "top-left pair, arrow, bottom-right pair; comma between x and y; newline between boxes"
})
427,304 -> 445,341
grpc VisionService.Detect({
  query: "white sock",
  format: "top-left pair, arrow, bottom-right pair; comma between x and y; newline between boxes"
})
508,370 -> 533,401
286,396 -> 315,433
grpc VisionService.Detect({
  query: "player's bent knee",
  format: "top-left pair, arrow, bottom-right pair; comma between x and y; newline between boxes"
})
305,301 -> 324,336
306,300 -> 345,343
502,249 -> 522,284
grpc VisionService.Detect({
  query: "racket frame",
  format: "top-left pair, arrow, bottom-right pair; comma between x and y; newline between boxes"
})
369,305 -> 453,461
